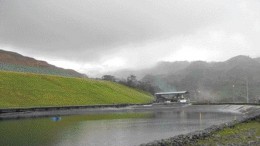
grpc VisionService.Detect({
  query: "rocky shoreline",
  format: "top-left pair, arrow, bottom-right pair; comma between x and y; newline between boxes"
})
140,107 -> 260,146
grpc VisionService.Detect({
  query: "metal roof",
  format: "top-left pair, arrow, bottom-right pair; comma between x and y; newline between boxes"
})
155,91 -> 188,95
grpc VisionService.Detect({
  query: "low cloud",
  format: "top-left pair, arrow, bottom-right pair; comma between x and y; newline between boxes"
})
0,0 -> 260,77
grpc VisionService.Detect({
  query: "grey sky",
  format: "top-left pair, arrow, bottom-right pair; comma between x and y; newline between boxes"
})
0,0 -> 260,77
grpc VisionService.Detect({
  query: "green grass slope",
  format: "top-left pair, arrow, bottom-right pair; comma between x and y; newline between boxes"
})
194,118 -> 260,146
0,71 -> 153,108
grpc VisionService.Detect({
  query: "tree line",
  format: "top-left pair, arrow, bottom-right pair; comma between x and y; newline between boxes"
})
101,74 -> 160,95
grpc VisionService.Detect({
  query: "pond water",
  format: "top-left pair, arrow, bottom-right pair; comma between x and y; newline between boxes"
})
0,106 -> 242,146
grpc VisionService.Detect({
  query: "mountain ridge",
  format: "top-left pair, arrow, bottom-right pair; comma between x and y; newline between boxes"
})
141,55 -> 260,102
110,55 -> 260,102
0,49 -> 86,78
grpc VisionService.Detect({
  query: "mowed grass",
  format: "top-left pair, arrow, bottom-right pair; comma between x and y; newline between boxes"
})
194,118 -> 260,146
0,71 -> 154,108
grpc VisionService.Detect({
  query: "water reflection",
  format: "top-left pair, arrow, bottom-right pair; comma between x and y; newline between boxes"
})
0,110 -> 242,146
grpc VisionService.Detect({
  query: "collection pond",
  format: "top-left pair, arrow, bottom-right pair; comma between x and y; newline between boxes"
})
0,105 -> 243,146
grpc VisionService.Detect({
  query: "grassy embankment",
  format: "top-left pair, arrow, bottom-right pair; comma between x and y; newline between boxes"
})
194,118 -> 260,146
0,71 -> 153,108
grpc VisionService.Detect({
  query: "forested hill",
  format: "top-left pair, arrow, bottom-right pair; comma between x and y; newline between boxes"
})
0,49 -> 86,78
140,55 -> 260,102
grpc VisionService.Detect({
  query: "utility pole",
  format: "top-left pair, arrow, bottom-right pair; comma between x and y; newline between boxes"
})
232,85 -> 235,103
246,78 -> 249,103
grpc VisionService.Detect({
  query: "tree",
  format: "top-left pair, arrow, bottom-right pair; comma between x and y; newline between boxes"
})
102,75 -> 116,82
127,75 -> 138,87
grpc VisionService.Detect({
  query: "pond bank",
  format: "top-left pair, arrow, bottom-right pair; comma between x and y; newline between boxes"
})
0,104 -> 259,120
0,103 -> 196,120
0,104 -> 147,120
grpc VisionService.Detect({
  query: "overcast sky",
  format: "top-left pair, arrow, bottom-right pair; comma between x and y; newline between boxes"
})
1,0 -> 260,77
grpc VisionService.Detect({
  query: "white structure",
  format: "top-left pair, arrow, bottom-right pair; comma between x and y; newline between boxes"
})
155,91 -> 189,103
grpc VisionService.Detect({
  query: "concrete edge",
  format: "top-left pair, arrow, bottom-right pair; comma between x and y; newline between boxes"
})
0,103 -> 152,120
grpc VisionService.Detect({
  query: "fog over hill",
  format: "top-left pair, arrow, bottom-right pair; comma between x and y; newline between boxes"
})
0,49 -> 259,102
111,55 -> 260,102
109,61 -> 190,79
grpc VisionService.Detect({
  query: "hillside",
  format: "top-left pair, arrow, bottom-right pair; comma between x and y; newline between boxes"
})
0,71 -> 153,108
254,57 -> 260,63
0,49 -> 86,78
140,55 -> 260,102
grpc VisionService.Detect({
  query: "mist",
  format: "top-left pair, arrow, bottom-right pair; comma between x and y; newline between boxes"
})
1,0 -> 260,77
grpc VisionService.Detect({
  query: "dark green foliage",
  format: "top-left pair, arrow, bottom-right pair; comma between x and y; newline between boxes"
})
102,75 -> 116,82
101,74 -> 160,95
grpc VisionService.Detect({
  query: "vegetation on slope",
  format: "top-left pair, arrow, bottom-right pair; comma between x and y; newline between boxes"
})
0,71 -> 153,108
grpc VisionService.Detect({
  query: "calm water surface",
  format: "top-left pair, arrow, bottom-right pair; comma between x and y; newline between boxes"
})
0,107 -> 242,146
